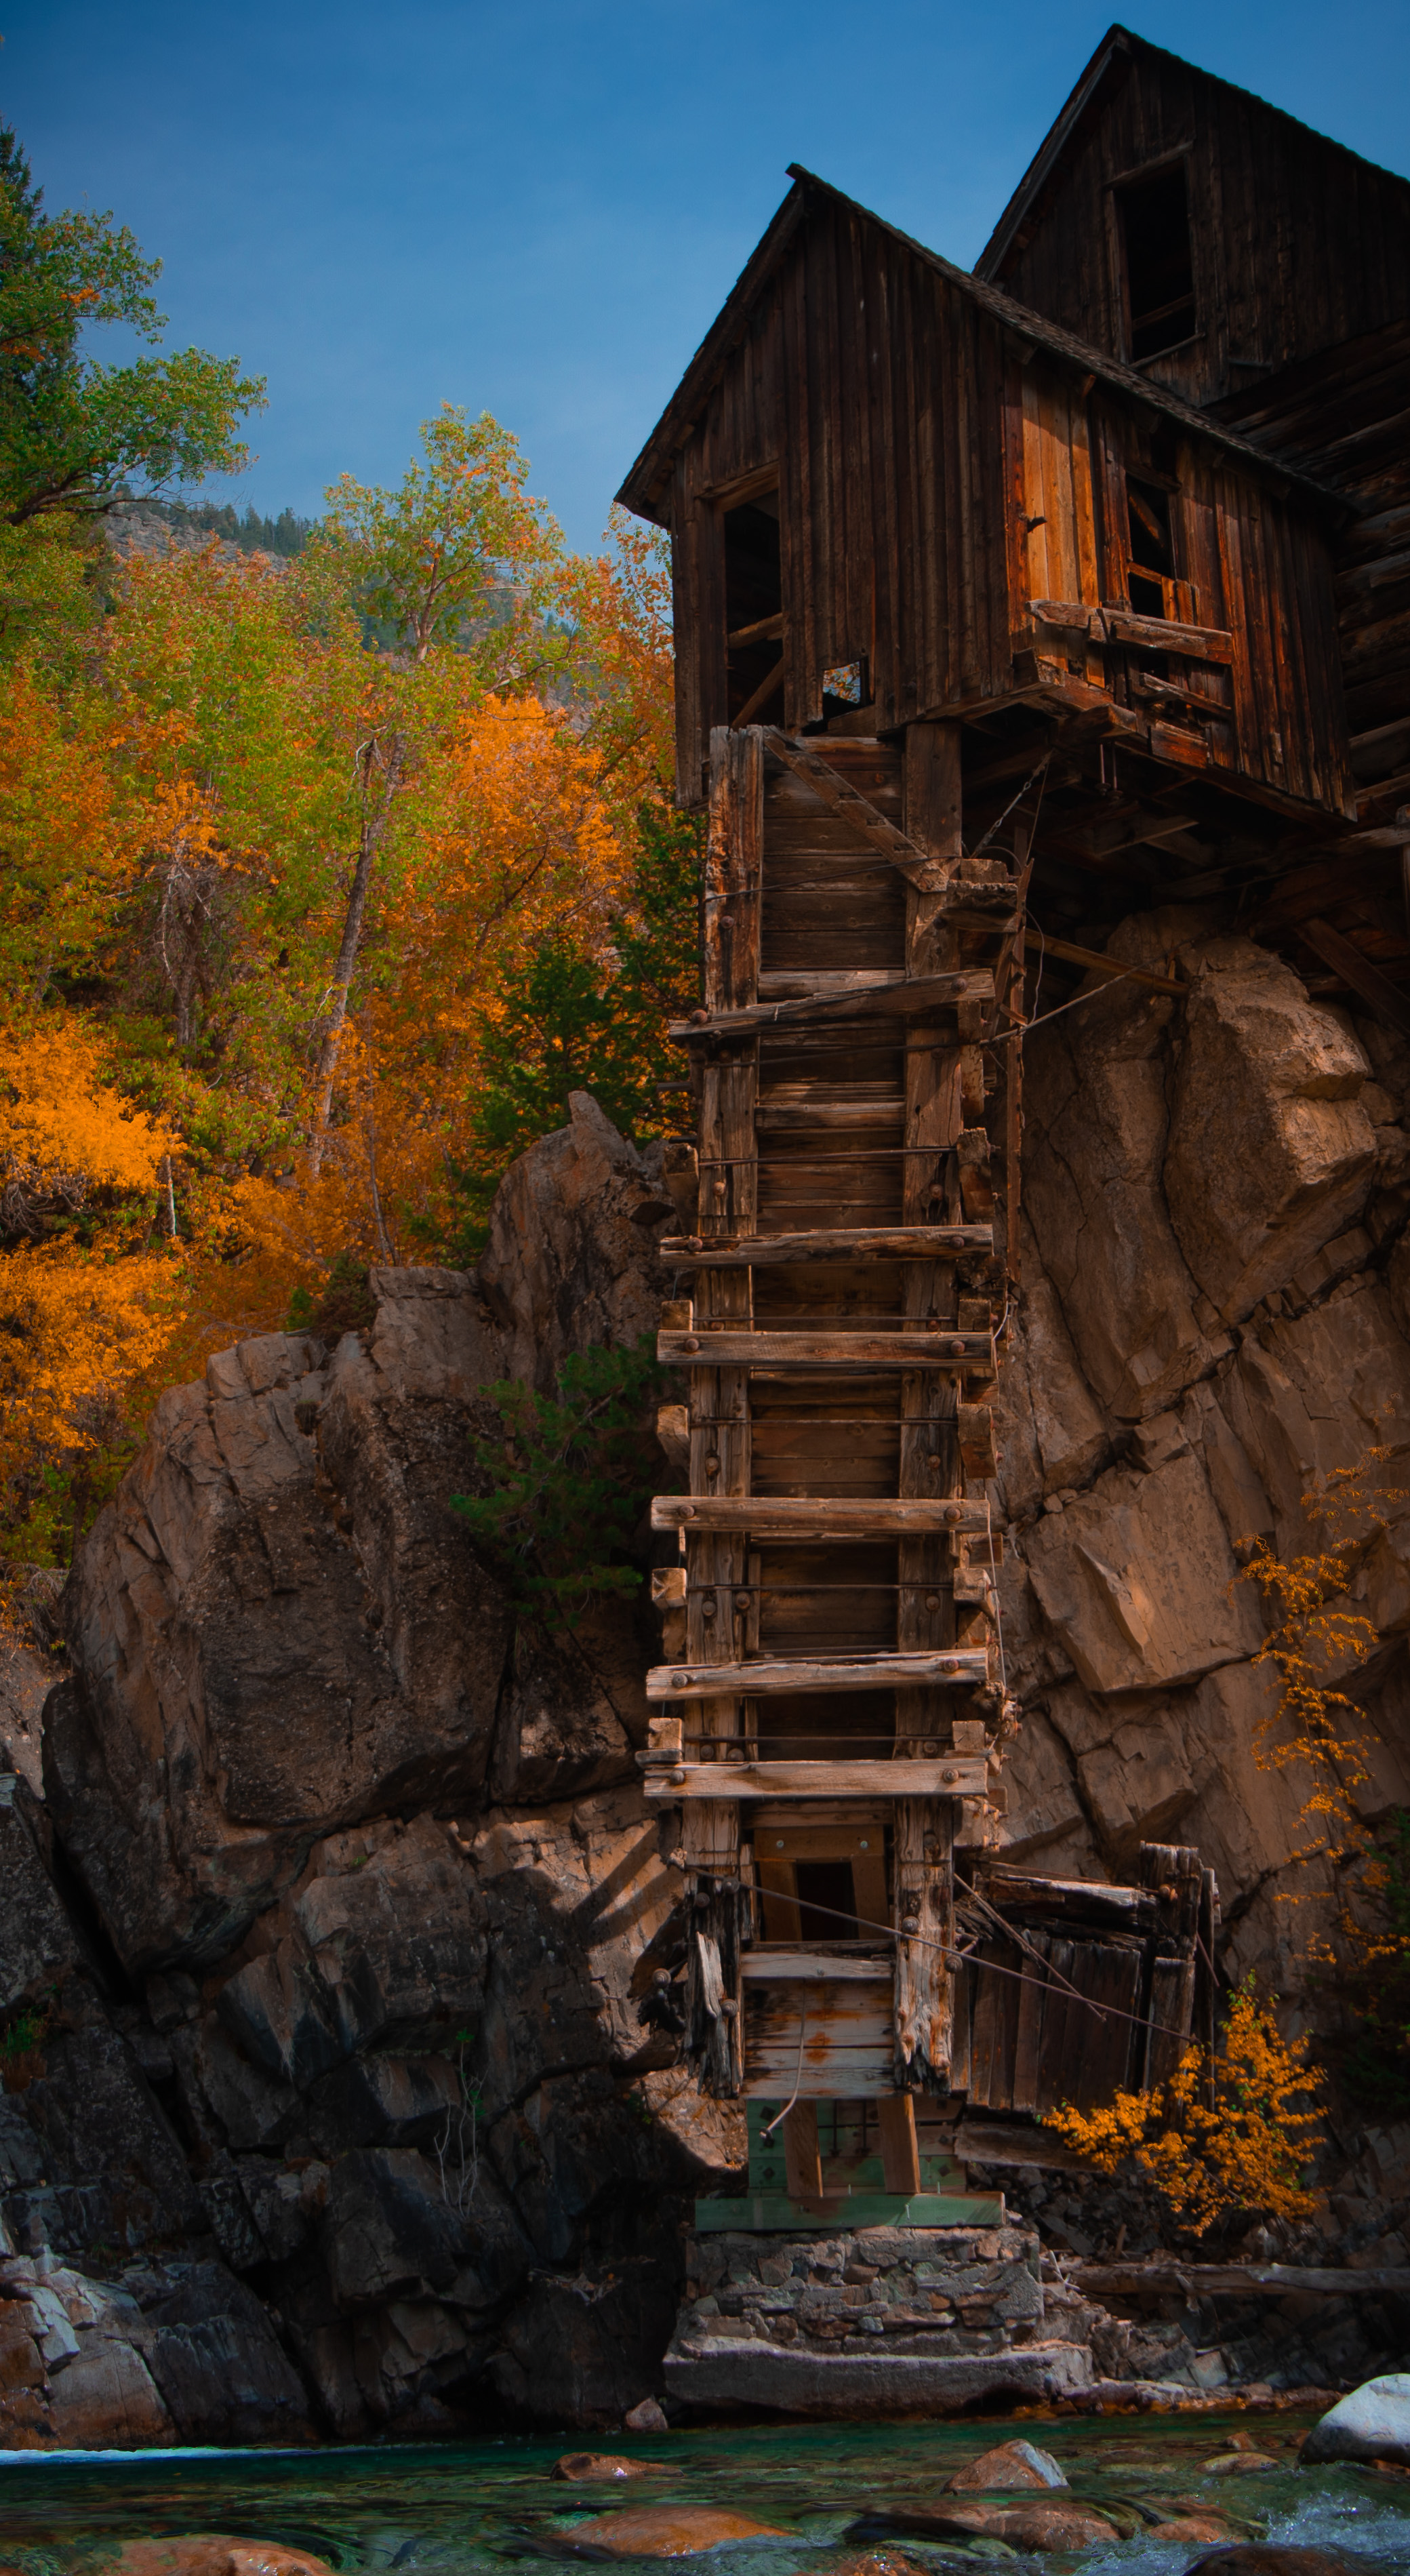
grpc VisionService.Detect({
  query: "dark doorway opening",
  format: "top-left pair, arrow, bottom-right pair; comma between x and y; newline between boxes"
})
792,1857 -> 858,1944
724,490 -> 783,723
1118,164 -> 1197,361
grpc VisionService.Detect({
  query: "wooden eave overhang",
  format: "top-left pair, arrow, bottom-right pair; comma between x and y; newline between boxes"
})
974,21 -> 1410,290
614,164 -> 1343,527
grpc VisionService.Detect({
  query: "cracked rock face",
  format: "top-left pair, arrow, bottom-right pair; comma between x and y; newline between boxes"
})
13,961 -> 1410,2442
1000,919 -> 1410,2006
1,1096 -> 729,2444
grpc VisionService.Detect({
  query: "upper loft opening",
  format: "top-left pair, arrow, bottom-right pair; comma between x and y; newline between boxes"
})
725,488 -> 784,724
1116,161 -> 1198,361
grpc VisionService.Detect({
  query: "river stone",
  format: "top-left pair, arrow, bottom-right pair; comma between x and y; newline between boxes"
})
947,2438 -> 1068,2491
552,2455 -> 657,2481
1302,2373 -> 1410,2466
1187,2553 -> 1358,2576
557,2507 -> 790,2556
110,2548 -> 336,2576
854,2503 -> 1118,2549
1150,2521 -> 1236,2546
623,2396 -> 669,2433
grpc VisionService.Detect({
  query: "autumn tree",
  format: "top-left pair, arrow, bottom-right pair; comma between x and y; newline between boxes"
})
0,124 -> 263,527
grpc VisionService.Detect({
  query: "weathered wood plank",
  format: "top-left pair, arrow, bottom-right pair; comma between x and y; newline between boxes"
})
660,1328 -> 995,1369
879,2091 -> 923,2194
648,1655 -> 988,1703
740,1952 -> 894,1981
1024,928 -> 1186,996
661,1224 -> 992,1264
652,1495 -> 996,1537
670,967 -> 994,1041
650,1758 -> 986,1799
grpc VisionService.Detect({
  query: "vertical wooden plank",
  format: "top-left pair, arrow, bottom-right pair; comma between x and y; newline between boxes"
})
878,2092 -> 923,2196
1010,1931 -> 1048,2116
783,2101 -> 824,2203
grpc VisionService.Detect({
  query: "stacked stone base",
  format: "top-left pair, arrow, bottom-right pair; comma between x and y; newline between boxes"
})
666,2222 -> 1094,2416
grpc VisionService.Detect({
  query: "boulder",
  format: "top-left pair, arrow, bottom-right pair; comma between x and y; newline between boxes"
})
478,1091 -> 672,1390
1302,2371 -> 1410,2464
1025,1447 -> 1263,1695
1163,938 -> 1375,1324
946,2437 -> 1068,2491
623,2395 -> 670,2433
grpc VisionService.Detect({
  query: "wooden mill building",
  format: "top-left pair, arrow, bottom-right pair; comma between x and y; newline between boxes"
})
618,27 -> 1409,2234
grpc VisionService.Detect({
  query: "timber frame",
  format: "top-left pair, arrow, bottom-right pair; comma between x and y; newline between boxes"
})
622,20 -> 1410,2219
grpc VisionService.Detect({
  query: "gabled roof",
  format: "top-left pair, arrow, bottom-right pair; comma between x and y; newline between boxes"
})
615,165 -> 1337,526
975,22 -> 1410,286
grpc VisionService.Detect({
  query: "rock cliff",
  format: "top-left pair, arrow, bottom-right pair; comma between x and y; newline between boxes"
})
5,930 -> 1410,2442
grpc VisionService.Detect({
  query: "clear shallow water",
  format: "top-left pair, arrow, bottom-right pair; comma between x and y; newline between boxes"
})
2,2417 -> 1408,2576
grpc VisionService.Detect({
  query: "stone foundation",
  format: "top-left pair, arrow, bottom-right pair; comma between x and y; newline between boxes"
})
666,2222 -> 1094,2415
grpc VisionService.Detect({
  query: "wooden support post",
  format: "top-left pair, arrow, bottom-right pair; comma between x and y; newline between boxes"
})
877,2092 -> 923,2196
681,725 -> 766,2096
782,2102 -> 824,2204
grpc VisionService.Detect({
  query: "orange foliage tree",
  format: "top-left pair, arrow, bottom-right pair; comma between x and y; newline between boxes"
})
0,404 -> 681,1568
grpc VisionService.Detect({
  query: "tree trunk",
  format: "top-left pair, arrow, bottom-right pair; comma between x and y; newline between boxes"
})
308,731 -> 403,1175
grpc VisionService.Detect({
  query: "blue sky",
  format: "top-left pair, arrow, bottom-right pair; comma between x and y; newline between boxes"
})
5,1 -> 1408,553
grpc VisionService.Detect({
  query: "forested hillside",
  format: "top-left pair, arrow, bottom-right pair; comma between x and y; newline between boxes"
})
0,123 -> 695,1590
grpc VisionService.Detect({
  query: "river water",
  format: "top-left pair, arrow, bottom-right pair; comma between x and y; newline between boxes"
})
3,2416 -> 1409,2575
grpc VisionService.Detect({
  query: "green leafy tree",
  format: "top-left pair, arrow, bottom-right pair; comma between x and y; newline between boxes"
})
320,403 -> 564,678
0,124 -> 264,525
445,801 -> 700,1252
452,1335 -> 666,1626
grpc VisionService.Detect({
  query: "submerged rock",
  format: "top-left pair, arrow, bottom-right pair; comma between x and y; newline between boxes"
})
553,2505 -> 790,2556
1302,2373 -> 1410,2466
854,2502 -> 1119,2550
1186,2552 -> 1358,2576
946,2438 -> 1068,2491
109,2548 -> 335,2576
552,2455 -> 658,2482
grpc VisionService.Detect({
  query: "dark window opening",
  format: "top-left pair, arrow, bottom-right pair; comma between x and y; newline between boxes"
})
1127,476 -> 1174,618
724,491 -> 783,721
1118,165 -> 1197,361
792,1858 -> 857,1944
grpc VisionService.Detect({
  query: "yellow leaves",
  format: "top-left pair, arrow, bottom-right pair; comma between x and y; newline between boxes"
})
1232,1448 -> 1404,1849
1044,1979 -> 1323,2234
389,691 -> 631,1043
0,1241 -> 178,1486
2,1016 -> 168,1205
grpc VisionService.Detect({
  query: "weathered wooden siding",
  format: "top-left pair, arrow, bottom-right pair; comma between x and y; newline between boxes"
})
670,200 -> 1015,802
1215,317 -> 1410,817
667,188 -> 1348,819
984,39 -> 1410,412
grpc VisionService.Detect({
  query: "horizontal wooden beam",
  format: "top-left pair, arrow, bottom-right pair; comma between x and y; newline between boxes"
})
1025,928 -> 1185,997
1071,2259 -> 1410,2298
649,1650 -> 987,1702
660,1224 -> 993,1266
740,1953 -> 892,1982
659,1328 -> 995,1370
670,967 -> 993,1042
648,1755 -> 989,1798
1299,913 -> 1410,1041
651,1496 -> 996,1537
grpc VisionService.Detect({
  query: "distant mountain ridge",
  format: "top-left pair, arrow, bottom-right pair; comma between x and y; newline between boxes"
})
108,494 -> 312,562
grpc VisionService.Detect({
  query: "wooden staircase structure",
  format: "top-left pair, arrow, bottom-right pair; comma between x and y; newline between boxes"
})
640,719 -> 1210,2223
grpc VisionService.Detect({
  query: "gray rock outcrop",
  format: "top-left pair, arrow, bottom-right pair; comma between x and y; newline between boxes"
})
7,934 -> 1410,2442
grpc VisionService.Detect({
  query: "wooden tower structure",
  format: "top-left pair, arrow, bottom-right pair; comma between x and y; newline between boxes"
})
618,29 -> 1409,2229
